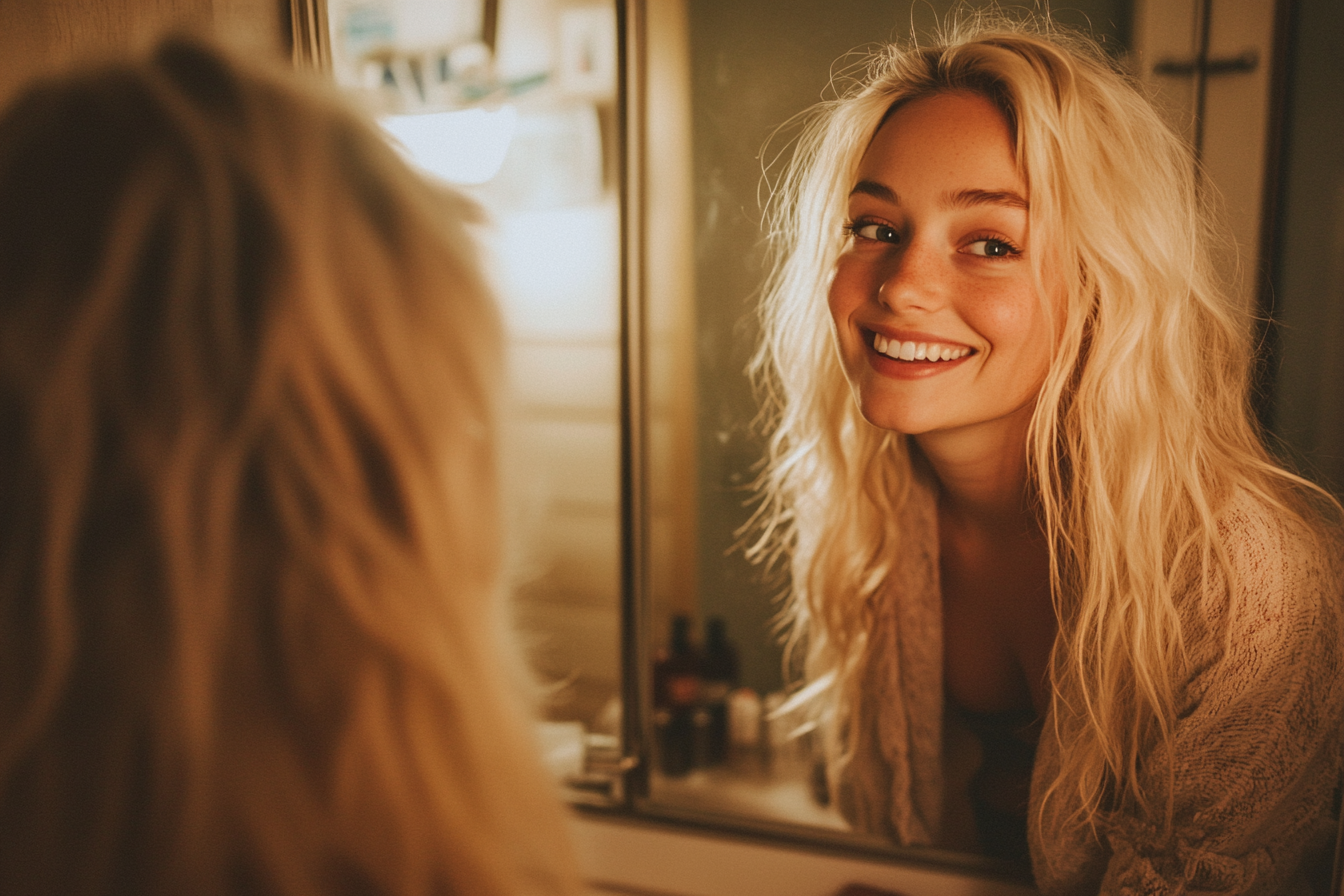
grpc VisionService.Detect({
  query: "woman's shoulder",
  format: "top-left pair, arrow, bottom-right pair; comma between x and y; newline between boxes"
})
1195,486 -> 1344,680
1215,487 -> 1342,610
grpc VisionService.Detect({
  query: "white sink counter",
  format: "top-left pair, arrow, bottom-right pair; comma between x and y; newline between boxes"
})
571,811 -> 1038,896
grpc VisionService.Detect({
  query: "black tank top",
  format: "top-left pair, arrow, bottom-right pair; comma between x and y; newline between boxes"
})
947,698 -> 1040,865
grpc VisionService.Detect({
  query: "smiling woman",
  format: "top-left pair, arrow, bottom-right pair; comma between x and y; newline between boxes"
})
826,93 -> 1061,851
749,19 -> 1344,895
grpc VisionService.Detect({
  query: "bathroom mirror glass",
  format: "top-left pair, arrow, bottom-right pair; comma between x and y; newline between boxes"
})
637,1 -> 1124,878
297,0 -> 1343,885
629,0 -> 1322,882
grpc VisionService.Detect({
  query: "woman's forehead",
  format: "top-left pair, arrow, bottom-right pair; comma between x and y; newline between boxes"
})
852,92 -> 1025,205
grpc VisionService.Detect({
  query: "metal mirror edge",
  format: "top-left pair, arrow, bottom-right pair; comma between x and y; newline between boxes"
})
617,0 -> 651,805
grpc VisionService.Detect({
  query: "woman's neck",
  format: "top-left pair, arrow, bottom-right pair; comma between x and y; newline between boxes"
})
920,403 -> 1057,717
913,403 -> 1036,529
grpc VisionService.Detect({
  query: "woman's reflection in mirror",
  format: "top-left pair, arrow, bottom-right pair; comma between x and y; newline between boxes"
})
749,17 -> 1344,894
0,37 -> 582,896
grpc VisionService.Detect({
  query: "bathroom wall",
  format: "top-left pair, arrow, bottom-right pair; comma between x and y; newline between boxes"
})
0,0 -> 283,102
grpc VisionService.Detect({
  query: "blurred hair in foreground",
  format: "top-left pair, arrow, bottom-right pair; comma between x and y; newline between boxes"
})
0,35 -> 581,896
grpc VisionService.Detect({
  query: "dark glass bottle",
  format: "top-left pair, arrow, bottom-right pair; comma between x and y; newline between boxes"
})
700,616 -> 739,766
653,614 -> 701,776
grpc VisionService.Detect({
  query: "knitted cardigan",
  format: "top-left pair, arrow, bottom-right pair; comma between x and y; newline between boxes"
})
833,477 -> 1344,895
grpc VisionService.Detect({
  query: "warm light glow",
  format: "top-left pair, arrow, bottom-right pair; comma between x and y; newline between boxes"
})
380,106 -> 517,186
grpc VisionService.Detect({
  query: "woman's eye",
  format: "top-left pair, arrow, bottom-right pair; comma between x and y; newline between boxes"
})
964,238 -> 1020,258
851,222 -> 900,243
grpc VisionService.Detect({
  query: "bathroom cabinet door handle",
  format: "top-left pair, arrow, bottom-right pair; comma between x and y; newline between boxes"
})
1152,49 -> 1260,77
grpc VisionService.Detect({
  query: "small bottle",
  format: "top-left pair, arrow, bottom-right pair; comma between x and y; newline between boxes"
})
653,614 -> 701,776
700,616 -> 739,766
762,690 -> 793,772
727,686 -> 763,771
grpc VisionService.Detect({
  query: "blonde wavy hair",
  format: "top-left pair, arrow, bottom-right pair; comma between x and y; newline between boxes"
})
750,19 -> 1339,842
0,37 -> 580,896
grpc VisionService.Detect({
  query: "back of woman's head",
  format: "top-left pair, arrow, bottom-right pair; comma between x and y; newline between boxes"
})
0,36 -> 578,896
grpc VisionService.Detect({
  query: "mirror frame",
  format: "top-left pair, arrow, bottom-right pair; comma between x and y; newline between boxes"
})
615,0 -> 652,807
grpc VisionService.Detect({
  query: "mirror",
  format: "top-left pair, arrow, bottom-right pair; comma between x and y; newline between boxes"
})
634,0 -> 1344,886
293,0 -> 1344,889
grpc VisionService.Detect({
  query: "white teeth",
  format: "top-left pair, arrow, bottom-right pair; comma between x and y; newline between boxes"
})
873,336 -> 970,362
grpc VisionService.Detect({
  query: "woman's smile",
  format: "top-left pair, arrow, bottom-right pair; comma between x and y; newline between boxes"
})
827,90 -> 1056,438
865,328 -> 977,378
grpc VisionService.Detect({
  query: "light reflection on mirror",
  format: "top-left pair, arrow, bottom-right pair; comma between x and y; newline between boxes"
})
325,0 -> 625,798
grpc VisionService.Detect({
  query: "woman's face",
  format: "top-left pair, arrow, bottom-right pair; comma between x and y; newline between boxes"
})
828,90 -> 1055,440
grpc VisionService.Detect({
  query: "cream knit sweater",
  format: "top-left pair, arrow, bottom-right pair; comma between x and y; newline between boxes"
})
834,480 -> 1344,895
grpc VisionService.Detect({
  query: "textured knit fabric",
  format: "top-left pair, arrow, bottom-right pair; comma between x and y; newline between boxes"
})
834,475 -> 1344,895
833,469 -> 945,845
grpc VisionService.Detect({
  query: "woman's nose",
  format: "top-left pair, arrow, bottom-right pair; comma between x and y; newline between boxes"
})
876,241 -> 945,313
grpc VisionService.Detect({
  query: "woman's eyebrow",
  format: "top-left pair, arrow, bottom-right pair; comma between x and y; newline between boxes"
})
946,188 -> 1029,210
849,179 -> 898,203
849,180 -> 1029,211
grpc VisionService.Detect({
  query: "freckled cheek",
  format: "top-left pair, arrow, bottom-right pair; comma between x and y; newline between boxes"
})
967,286 -> 1049,361
826,264 -> 866,333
